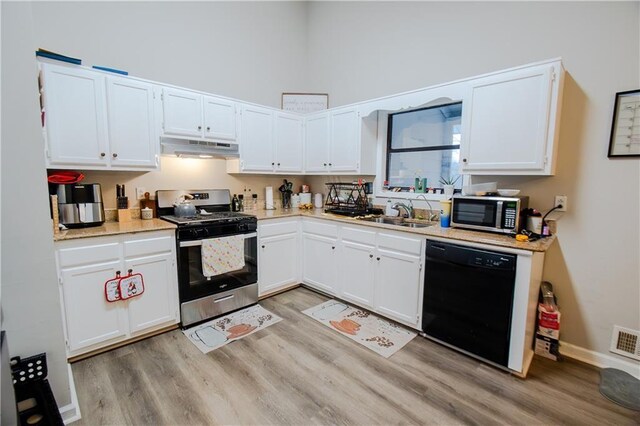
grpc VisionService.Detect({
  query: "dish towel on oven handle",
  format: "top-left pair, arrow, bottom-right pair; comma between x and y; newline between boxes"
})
201,235 -> 246,277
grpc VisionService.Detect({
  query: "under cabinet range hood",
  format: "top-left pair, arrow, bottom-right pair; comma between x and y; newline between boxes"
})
160,137 -> 239,159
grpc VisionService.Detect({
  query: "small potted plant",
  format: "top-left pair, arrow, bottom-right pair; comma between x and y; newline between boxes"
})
439,175 -> 460,199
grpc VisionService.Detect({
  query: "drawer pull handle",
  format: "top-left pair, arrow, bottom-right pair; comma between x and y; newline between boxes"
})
214,294 -> 234,303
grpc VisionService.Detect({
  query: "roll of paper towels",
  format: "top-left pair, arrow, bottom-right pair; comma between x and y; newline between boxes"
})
265,186 -> 275,210
314,193 -> 323,208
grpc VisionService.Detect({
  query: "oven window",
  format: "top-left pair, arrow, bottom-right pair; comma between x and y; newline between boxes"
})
178,236 -> 258,302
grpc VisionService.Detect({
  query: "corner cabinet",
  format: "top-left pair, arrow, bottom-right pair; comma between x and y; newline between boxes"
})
55,231 -> 179,359
41,62 -> 159,171
460,59 -> 564,175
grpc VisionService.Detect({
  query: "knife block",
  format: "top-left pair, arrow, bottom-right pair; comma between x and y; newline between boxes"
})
117,209 -> 132,223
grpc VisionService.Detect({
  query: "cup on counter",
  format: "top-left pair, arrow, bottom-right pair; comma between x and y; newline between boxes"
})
314,193 -> 323,209
439,200 -> 452,228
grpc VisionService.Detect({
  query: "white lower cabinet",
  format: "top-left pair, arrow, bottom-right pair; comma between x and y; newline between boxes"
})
61,260 -> 128,352
339,227 -> 376,309
374,247 -> 422,326
258,219 -> 300,296
55,230 -> 179,358
302,233 -> 338,294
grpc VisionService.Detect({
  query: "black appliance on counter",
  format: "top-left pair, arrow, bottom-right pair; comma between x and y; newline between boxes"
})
51,183 -> 105,228
422,240 -> 517,368
157,189 -> 258,327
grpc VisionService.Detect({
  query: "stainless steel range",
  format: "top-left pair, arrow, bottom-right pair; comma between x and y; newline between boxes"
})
157,189 -> 258,327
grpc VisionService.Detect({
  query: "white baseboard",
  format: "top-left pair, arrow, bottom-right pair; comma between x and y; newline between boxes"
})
58,363 -> 81,424
560,340 -> 640,379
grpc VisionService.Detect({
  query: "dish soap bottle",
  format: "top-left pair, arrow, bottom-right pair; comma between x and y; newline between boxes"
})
232,194 -> 240,212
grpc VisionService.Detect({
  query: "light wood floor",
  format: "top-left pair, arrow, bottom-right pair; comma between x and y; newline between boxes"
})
71,287 -> 638,425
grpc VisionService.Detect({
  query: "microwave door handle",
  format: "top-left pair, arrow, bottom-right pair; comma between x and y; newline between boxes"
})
495,201 -> 504,229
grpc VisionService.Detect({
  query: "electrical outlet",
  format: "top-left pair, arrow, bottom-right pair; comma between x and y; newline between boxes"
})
554,195 -> 567,212
136,187 -> 146,200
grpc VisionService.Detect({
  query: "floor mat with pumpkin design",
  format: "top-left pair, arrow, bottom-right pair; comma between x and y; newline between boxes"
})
182,304 -> 282,354
302,300 -> 417,358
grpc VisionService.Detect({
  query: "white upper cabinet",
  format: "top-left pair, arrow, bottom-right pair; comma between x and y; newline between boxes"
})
42,63 -> 109,167
274,112 -> 304,173
303,107 -> 375,175
304,112 -> 330,172
329,107 -> 360,172
106,77 -> 157,168
461,60 -> 564,175
203,95 -> 237,141
239,104 -> 274,172
161,87 -> 203,138
41,63 -> 159,171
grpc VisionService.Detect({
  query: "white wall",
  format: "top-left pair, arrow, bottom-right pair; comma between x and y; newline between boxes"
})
1,1 -> 71,408
306,1 -> 640,364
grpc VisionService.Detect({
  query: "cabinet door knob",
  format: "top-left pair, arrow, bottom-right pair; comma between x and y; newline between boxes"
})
271,162 -> 275,166
112,153 -> 118,158
128,269 -> 133,274
277,162 -> 281,166
261,245 -> 265,249
198,125 -> 202,130
206,126 -> 211,131
369,254 -> 373,258
323,163 -> 327,166
328,163 -> 332,166
332,246 -> 335,250
376,257 -> 380,261
462,158 -> 467,163
100,152 -> 106,157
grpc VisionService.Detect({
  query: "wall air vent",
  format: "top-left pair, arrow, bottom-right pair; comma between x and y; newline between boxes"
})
610,325 -> 640,361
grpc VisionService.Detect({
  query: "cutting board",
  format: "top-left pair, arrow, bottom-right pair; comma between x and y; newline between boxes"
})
140,192 -> 157,218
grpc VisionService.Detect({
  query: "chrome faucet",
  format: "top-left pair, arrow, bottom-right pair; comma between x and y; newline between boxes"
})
415,194 -> 439,221
392,201 -> 414,218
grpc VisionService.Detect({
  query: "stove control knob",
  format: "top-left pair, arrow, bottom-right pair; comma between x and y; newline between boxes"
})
238,223 -> 247,231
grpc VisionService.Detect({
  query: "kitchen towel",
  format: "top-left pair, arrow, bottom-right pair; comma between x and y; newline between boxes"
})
201,235 -> 245,277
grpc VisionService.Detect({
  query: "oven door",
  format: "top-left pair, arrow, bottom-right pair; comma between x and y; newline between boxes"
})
177,232 -> 258,303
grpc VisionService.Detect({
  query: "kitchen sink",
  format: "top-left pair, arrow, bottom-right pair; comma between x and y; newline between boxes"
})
358,217 -> 406,225
357,217 -> 435,228
398,222 -> 434,228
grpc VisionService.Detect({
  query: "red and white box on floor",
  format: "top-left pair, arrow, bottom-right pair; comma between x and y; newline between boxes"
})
535,303 -> 561,360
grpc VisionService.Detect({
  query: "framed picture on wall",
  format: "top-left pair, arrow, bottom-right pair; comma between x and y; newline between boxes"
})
281,93 -> 329,114
608,89 -> 640,158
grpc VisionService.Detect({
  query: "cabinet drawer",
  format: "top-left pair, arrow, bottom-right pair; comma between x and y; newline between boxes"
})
259,219 -> 299,237
58,241 -> 120,268
377,232 -> 422,256
341,226 -> 376,245
124,234 -> 174,258
302,219 -> 338,238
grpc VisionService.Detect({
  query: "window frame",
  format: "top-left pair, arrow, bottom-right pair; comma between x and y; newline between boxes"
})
385,101 -> 463,191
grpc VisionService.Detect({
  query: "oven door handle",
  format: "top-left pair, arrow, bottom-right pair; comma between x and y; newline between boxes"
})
179,232 -> 257,247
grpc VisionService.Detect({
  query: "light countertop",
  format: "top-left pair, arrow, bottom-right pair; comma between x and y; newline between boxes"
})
253,208 -> 556,252
53,219 -> 176,242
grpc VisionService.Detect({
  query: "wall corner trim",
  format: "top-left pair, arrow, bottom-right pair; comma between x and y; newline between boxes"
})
560,340 -> 640,379
58,364 -> 81,424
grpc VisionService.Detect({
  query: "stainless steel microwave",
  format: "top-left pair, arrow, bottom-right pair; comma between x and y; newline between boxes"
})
451,195 -> 529,234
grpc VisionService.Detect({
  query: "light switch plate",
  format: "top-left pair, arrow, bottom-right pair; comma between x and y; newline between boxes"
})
136,187 -> 146,200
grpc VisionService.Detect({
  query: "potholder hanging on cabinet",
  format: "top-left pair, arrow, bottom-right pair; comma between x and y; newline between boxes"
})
118,272 -> 145,300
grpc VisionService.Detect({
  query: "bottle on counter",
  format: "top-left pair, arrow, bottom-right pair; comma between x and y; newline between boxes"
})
252,193 -> 258,211
232,194 -> 240,212
238,194 -> 244,212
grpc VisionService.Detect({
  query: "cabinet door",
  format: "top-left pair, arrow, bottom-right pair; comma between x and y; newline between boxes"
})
461,65 -> 554,173
239,105 -> 274,172
125,252 -> 178,334
259,233 -> 298,296
304,112 -> 330,172
274,112 -> 304,173
302,233 -> 338,294
106,77 -> 158,168
340,240 -> 375,309
374,249 -> 422,327
203,96 -> 236,141
162,88 -> 203,138
61,261 -> 128,352
42,64 -> 109,167
329,107 -> 360,172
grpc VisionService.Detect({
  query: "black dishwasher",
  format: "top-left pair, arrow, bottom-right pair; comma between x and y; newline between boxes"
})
422,240 -> 517,367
